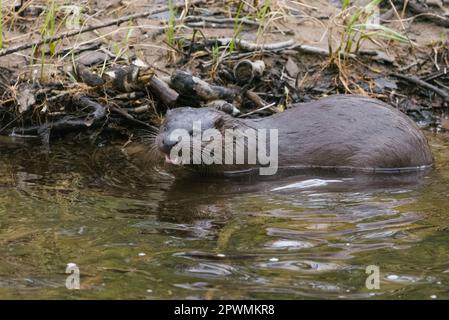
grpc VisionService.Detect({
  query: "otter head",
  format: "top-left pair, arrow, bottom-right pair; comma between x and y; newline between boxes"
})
156,107 -> 233,166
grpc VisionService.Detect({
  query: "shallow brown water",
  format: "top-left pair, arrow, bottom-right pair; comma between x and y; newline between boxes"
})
0,133 -> 449,299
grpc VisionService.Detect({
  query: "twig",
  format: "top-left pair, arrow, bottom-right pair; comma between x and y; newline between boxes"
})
109,105 -> 157,129
148,75 -> 179,106
245,90 -> 268,109
238,102 -> 276,117
388,0 -> 406,31
184,16 -> 260,27
411,1 -> 449,26
204,38 -> 394,64
290,43 -> 395,64
214,38 -> 295,51
392,73 -> 449,102
0,0 -> 207,57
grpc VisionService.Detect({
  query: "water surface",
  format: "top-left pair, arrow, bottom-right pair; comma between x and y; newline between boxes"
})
0,134 -> 449,299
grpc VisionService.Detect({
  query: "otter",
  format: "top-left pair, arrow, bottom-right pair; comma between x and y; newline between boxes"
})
155,95 -> 433,175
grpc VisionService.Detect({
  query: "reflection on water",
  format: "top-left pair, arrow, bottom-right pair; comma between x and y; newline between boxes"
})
0,133 -> 449,299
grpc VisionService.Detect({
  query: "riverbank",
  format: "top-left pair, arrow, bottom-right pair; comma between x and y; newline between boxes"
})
0,0 -> 448,145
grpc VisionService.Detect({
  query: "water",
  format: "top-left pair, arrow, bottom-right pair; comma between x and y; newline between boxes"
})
0,133 -> 449,299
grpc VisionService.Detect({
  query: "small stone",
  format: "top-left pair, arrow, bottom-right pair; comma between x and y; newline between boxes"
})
138,252 -> 146,257
430,295 -> 437,299
269,257 -> 279,262
387,275 -> 399,280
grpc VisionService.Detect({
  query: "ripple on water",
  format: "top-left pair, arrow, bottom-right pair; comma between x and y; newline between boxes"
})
267,239 -> 315,250
257,260 -> 349,273
1,134 -> 449,299
183,262 -> 238,277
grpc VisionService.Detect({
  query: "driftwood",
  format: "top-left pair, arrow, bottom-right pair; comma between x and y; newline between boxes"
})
290,44 -> 395,64
184,16 -> 260,27
148,76 -> 179,106
213,38 -> 296,51
406,0 -> 449,27
11,95 -> 107,137
171,70 -> 237,105
72,95 -> 107,126
104,65 -> 178,106
202,38 -> 395,64
108,105 -> 157,129
245,90 -> 268,109
185,16 -> 260,29
4,60 -> 180,138
392,73 -> 449,103
11,117 -> 94,137
75,63 -> 105,87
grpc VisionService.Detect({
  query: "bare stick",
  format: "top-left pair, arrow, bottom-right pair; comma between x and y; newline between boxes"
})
392,73 -> 449,102
208,39 -> 394,64
238,102 -> 276,118
171,70 -> 236,102
0,0 -> 207,57
184,16 -> 260,28
215,38 -> 295,51
148,75 -> 179,106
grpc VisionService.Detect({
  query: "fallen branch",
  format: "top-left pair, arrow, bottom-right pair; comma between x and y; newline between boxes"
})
291,44 -> 395,64
204,38 -> 394,64
109,105 -> 157,129
11,116 -> 99,137
245,90 -> 268,109
406,1 -> 449,27
75,63 -> 105,87
0,0 -> 207,57
238,102 -> 276,118
213,38 -> 296,51
171,70 -> 237,104
392,73 -> 449,102
185,16 -> 260,28
148,75 -> 179,106
185,16 -> 260,26
72,95 -> 107,126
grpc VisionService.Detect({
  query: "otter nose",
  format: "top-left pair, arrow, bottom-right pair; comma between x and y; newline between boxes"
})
161,136 -> 179,154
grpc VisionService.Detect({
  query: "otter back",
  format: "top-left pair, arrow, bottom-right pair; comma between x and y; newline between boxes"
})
248,95 -> 433,170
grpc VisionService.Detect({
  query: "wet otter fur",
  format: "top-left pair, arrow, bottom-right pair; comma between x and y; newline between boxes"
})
155,95 -> 433,175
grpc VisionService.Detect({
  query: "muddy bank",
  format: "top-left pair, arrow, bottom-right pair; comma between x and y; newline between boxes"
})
0,0 -> 448,146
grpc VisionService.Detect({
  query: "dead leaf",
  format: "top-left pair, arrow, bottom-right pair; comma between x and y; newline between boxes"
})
285,57 -> 300,78
17,88 -> 36,113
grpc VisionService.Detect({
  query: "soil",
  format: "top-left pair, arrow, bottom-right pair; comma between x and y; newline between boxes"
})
0,0 -> 448,143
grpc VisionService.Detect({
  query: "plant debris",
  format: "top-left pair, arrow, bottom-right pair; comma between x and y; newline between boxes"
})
0,0 -> 448,144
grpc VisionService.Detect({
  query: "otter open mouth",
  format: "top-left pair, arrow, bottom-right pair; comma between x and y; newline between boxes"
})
164,154 -> 182,165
